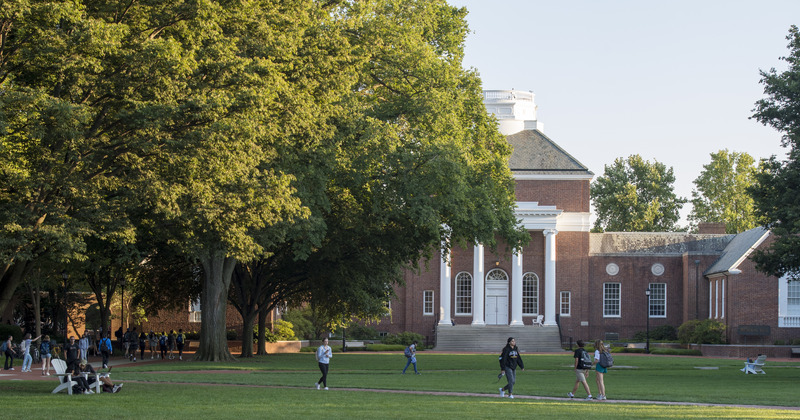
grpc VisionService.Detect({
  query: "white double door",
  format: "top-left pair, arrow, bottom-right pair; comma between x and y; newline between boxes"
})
485,282 -> 509,325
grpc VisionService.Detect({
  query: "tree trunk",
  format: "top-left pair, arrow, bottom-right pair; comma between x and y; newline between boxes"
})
196,252 -> 237,362
26,280 -> 42,338
240,310 -> 255,358
0,261 -> 30,317
256,306 -> 268,355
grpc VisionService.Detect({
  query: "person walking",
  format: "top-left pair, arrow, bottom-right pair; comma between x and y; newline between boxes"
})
128,327 -> 139,361
78,332 -> 89,361
20,333 -> 41,372
3,335 -> 15,370
98,333 -> 113,369
176,329 -> 186,360
148,331 -> 158,359
40,335 -> 52,375
314,337 -> 332,390
402,340 -> 420,374
593,339 -> 609,400
498,337 -> 524,399
568,340 -> 593,400
167,330 -> 176,359
138,331 -> 147,360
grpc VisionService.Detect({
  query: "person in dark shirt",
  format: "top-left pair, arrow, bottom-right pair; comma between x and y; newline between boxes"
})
498,337 -> 524,399
65,336 -> 80,373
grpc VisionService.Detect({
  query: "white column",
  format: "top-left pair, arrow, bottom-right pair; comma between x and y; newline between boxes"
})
438,247 -> 452,326
472,244 -> 485,326
543,229 -> 558,326
510,249 -> 524,326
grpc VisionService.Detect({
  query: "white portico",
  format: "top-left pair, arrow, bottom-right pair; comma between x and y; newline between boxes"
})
437,89 -> 592,330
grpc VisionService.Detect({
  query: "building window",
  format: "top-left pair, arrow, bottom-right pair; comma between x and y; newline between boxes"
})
648,283 -> 666,318
423,290 -> 434,316
522,272 -> 539,315
455,272 -> 472,315
189,298 -> 201,323
778,275 -> 800,327
603,283 -> 621,317
560,291 -> 571,316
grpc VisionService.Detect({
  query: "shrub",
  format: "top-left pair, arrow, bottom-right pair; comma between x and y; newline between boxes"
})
227,329 -> 238,340
257,319 -> 297,342
281,308 -> 316,340
633,325 -> 678,341
678,319 -> 726,344
793,338 -> 800,345
381,331 -> 425,348
649,348 -> 702,356
365,344 -> 405,352
774,340 -> 786,345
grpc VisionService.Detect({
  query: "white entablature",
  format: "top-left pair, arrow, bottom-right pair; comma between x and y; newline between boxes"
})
516,201 -> 590,232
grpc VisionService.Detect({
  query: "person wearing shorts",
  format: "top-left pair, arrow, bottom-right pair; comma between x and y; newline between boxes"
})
568,340 -> 593,400
594,339 -> 608,400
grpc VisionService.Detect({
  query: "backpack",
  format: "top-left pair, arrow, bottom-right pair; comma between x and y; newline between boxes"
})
599,351 -> 614,368
99,338 -> 109,352
404,346 -> 412,357
579,348 -> 592,369
0,341 -> 6,352
176,334 -> 184,344
40,341 -> 50,354
159,335 -> 166,346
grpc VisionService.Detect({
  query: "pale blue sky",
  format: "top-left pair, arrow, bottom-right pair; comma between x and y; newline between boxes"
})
450,0 -> 798,224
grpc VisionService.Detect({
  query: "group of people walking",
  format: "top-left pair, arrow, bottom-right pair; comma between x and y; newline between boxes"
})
118,328 -> 187,362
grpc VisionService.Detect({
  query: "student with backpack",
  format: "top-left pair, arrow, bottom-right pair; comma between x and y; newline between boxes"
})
40,335 -> 52,375
3,335 -> 15,370
593,339 -> 612,400
402,340 -> 420,374
98,333 -> 113,369
568,340 -> 593,400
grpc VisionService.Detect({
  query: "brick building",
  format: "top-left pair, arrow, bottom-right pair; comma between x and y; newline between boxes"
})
375,89 -> 800,350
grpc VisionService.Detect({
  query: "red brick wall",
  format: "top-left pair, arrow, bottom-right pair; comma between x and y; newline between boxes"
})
514,179 -> 590,212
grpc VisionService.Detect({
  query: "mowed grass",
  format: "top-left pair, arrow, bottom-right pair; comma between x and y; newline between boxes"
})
2,352 -> 798,419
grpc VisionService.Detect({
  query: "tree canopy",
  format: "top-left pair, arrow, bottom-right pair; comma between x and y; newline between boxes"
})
750,25 -> 800,280
590,154 -> 686,232
688,150 -> 759,234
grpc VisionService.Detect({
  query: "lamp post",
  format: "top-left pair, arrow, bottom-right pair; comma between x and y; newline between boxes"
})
61,271 -> 69,343
645,287 -> 651,354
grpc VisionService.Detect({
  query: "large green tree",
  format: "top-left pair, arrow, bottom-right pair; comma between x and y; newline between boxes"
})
750,25 -> 800,280
591,154 -> 687,232
228,0 -> 528,357
688,150 -> 759,233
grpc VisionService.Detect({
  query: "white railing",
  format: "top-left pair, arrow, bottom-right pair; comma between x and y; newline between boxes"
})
779,316 -> 800,327
483,90 -> 534,102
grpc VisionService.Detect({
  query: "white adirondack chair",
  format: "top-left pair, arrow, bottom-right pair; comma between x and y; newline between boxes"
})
532,315 -> 544,327
741,354 -> 767,374
51,359 -> 78,395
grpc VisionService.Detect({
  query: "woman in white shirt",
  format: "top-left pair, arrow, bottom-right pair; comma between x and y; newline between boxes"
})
315,337 -> 332,390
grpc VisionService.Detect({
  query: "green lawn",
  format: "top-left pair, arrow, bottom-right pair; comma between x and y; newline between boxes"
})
2,352 -> 799,419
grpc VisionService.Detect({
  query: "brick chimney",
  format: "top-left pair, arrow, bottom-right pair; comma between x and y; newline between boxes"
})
697,222 -> 726,234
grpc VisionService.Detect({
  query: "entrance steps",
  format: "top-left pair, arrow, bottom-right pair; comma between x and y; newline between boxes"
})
434,324 -> 563,352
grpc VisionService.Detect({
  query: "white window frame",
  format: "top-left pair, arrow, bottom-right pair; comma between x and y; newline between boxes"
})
522,272 -> 539,315
560,291 -> 571,316
778,275 -> 800,327
603,283 -> 621,318
648,283 -> 667,318
423,290 -> 434,316
455,272 -> 472,316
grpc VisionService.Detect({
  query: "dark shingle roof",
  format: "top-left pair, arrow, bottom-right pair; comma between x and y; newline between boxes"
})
506,129 -> 593,176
